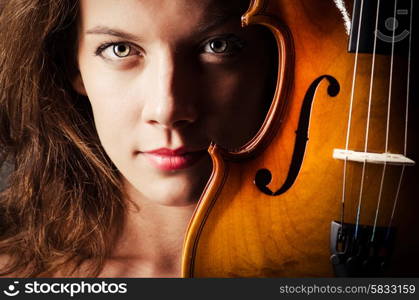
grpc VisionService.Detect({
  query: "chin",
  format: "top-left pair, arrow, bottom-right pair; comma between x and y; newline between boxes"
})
123,155 -> 212,207
148,178 -> 202,207
124,175 -> 202,207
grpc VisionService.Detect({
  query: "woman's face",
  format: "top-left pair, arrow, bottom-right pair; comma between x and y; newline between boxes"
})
75,0 -> 275,206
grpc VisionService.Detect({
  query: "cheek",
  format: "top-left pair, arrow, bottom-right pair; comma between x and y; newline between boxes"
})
82,74 -> 140,157
77,58 -> 139,143
90,102 -> 134,169
204,65 -> 271,149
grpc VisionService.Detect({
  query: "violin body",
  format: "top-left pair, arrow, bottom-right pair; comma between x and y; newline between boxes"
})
182,0 -> 419,277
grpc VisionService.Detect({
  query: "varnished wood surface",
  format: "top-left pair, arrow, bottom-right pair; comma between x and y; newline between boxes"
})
182,0 -> 419,277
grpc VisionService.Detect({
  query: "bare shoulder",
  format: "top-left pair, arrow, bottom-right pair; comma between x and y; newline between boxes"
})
0,254 -> 14,277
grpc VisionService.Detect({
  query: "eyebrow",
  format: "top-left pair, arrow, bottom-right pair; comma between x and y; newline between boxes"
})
86,27 -> 142,42
195,13 -> 241,35
85,13 -> 241,42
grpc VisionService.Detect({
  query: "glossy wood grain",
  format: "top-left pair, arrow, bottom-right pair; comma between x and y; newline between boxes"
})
182,0 -> 419,277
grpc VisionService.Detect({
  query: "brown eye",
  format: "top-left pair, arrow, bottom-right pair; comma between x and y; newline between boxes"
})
113,44 -> 131,57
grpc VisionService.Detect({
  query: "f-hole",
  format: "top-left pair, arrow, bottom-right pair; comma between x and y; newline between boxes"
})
254,75 -> 340,196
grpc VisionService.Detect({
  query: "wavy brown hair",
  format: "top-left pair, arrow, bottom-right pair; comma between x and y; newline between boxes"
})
0,0 -> 126,277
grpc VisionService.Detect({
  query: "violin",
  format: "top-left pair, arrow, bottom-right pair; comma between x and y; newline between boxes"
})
181,0 -> 419,277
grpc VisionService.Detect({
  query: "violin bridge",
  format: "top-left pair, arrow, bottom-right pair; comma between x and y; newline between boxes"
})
333,149 -> 415,166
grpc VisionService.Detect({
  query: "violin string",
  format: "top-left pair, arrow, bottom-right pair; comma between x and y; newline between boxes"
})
387,165 -> 405,240
384,0 -> 398,154
372,0 -> 399,242
341,0 -> 365,229
354,0 -> 382,242
371,163 -> 387,242
403,0 -> 413,157
386,0 -> 413,240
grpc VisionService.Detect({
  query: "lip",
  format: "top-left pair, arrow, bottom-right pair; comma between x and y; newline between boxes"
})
141,147 -> 208,171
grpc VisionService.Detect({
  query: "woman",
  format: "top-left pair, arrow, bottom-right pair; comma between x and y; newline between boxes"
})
0,0 -> 277,277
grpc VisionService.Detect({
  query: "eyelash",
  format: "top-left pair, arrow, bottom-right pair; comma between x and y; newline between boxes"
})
94,41 -> 141,58
94,34 -> 246,60
201,34 -> 246,56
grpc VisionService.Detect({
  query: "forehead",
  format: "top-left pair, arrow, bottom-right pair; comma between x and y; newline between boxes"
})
78,0 -> 248,30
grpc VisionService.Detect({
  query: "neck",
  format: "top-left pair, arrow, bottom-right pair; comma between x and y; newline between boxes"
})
109,183 -> 197,277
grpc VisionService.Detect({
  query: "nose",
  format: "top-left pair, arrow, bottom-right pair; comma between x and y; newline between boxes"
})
142,47 -> 198,129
